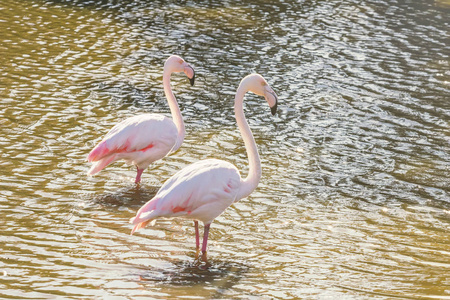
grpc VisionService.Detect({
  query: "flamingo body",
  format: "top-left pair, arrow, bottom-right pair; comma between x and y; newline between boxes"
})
130,74 -> 278,261
130,159 -> 241,233
87,55 -> 195,183
87,114 -> 178,176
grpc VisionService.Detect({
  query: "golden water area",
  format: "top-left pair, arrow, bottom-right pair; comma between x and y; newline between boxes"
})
0,0 -> 449,298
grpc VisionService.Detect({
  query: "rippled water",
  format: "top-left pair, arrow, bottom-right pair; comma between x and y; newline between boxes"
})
0,0 -> 449,298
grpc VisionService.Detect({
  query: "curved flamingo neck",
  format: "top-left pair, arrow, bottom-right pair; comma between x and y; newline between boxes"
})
163,69 -> 185,152
234,87 -> 261,200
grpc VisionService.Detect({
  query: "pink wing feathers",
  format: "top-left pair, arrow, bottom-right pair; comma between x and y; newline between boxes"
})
87,114 -> 178,175
130,159 -> 242,233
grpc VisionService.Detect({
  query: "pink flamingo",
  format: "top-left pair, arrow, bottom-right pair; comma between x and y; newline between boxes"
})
130,74 -> 278,261
87,55 -> 195,183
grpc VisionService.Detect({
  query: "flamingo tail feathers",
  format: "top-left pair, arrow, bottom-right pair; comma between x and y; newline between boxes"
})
87,141 -> 110,162
129,197 -> 160,234
87,154 -> 117,176
130,219 -> 156,235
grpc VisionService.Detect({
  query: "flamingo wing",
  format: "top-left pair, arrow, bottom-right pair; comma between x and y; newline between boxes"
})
87,114 -> 178,175
130,159 -> 242,233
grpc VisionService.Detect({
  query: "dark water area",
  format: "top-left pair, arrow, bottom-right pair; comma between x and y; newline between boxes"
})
0,0 -> 449,298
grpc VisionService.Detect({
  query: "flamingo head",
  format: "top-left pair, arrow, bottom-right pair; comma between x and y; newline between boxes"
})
165,55 -> 195,86
243,74 -> 278,115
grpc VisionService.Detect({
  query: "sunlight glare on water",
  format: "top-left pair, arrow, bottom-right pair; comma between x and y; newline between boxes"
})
0,0 -> 449,298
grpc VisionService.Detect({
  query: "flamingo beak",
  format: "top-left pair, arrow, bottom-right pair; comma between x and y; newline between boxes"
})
189,71 -> 195,86
265,89 -> 278,115
185,65 -> 195,86
270,98 -> 278,115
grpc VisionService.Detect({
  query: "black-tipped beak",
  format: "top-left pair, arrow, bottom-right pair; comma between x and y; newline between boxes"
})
188,67 -> 195,86
270,98 -> 278,115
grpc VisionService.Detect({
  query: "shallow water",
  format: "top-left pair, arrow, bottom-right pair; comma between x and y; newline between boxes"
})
0,0 -> 449,298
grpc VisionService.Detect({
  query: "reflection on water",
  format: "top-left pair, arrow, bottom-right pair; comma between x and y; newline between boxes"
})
92,185 -> 158,208
130,259 -> 251,299
138,259 -> 249,285
0,0 -> 449,298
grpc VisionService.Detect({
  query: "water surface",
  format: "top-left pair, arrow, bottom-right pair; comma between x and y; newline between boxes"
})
0,0 -> 449,298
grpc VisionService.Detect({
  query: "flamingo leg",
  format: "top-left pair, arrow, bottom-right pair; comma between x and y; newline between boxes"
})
135,167 -> 144,184
201,223 -> 211,262
195,221 -> 200,250
194,221 -> 200,259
